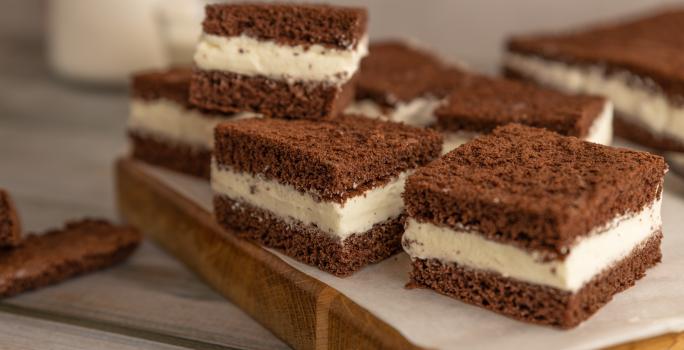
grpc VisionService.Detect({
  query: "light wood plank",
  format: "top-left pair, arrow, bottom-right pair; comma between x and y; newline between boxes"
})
4,241 -> 289,350
0,311 -> 187,350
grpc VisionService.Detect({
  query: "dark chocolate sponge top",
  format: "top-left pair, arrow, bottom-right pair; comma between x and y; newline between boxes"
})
508,8 -> 684,101
203,3 -> 367,49
405,124 -> 667,259
214,115 -> 442,202
131,67 -> 192,108
355,40 -> 469,105
435,75 -> 606,138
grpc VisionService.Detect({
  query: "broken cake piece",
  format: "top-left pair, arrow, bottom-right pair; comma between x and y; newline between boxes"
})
0,189 -> 21,247
504,8 -> 684,152
129,67 -> 256,178
436,75 -> 613,153
0,219 -> 141,298
212,115 -> 442,276
403,124 -> 667,328
190,3 -> 368,120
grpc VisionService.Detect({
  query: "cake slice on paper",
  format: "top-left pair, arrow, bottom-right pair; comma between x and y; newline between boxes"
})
212,115 -> 442,276
403,124 -> 667,328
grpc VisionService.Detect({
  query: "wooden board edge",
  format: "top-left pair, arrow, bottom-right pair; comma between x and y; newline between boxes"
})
114,158 -> 420,350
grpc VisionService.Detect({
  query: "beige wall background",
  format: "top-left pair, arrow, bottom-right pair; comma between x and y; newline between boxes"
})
1,0 -> 682,77
321,0 -> 683,72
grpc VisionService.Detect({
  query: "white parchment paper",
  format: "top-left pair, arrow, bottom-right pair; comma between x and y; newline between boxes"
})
140,162 -> 684,350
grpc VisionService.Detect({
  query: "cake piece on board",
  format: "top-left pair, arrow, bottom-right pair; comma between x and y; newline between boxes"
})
435,75 -> 612,153
129,67 -> 256,178
504,8 -> 684,152
212,115 -> 442,276
190,3 -> 368,120
403,124 -> 667,328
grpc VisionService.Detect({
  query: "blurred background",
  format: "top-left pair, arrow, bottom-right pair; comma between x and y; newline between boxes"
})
6,0 -> 684,83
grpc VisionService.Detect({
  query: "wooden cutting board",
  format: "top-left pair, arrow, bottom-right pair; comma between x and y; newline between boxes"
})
115,158 -> 682,350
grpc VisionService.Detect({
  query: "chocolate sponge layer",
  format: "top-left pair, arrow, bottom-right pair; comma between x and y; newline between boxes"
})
131,67 -> 193,108
129,132 -> 212,179
215,196 -> 404,277
203,3 -> 367,49
190,70 -> 357,120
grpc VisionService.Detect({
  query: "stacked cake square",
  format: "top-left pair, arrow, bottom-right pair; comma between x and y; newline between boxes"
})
436,74 -> 613,152
403,124 -> 667,327
504,8 -> 684,152
129,67 -> 256,178
190,3 -> 368,120
212,116 -> 441,276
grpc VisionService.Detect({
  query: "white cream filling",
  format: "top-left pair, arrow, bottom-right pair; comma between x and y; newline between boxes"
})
345,97 -> 441,127
403,197 -> 661,292
504,52 -> 684,143
440,130 -> 480,154
585,101 -> 615,145
128,98 -> 257,149
440,101 -> 614,154
211,162 -> 409,240
194,33 -> 368,85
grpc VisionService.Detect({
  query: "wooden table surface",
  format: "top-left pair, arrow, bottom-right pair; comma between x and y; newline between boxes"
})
0,3 -> 289,349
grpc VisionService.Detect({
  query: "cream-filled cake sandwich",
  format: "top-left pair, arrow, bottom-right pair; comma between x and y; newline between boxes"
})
190,3 -> 368,120
211,115 -> 442,276
403,124 -> 667,328
504,8 -> 684,153
129,67 -> 255,178
436,74 -> 613,153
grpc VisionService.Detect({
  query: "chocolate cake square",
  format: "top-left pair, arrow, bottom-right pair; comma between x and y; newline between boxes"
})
347,40 -> 468,127
129,67 -> 256,178
0,189 -> 21,247
190,3 -> 368,120
0,219 -> 141,298
504,8 -> 684,152
212,115 -> 442,276
403,124 -> 667,328
435,75 -> 613,153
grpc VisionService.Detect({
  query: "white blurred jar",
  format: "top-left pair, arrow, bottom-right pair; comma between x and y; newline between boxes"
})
157,0 -> 205,66
47,0 -> 169,85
